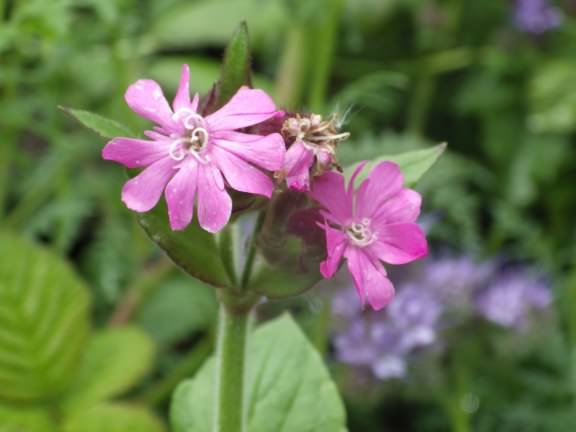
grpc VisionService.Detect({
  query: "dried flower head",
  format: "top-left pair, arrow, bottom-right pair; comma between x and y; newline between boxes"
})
280,113 -> 349,191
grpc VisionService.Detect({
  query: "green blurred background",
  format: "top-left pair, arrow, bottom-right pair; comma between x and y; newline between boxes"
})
1,0 -> 576,430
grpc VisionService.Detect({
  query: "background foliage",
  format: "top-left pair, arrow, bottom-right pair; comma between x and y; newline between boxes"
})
1,0 -> 575,430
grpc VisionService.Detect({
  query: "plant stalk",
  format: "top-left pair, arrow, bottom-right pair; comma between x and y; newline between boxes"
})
139,336 -> 212,407
214,303 -> 251,432
308,0 -> 344,112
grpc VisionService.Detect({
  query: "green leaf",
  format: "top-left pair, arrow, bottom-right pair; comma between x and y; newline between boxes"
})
0,232 -> 91,402
81,217 -> 136,302
151,0 -> 284,49
60,107 -> 136,139
171,314 -> 346,432
137,278 -> 217,346
0,404 -> 55,432
137,201 -> 232,288
529,60 -> 576,134
218,22 -> 252,105
248,257 -> 320,299
63,327 -> 155,412
62,403 -> 165,432
344,143 -> 446,187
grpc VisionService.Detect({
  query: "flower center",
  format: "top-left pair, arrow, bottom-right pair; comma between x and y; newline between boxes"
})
346,218 -> 376,247
169,109 -> 211,163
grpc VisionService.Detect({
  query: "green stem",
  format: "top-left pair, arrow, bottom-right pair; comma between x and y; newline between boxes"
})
563,266 -> 576,407
312,298 -> 332,355
139,336 -> 213,407
0,133 -> 14,220
275,25 -> 308,109
108,258 -> 174,326
406,71 -> 435,137
443,349 -> 471,432
443,396 -> 469,432
214,304 -> 251,432
308,0 -> 344,112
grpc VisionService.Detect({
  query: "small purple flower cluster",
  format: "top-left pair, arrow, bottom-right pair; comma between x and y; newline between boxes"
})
513,0 -> 563,34
475,270 -> 552,328
332,256 -> 552,380
333,285 -> 443,379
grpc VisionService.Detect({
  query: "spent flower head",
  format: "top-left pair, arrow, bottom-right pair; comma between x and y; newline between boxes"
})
281,113 -> 349,191
102,64 -> 285,233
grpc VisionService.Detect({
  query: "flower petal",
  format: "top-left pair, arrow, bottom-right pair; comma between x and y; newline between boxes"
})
347,161 -> 368,198
371,189 -> 422,225
102,138 -> 169,168
345,247 -> 395,311
173,64 -> 191,112
144,130 -> 168,140
319,223 -> 348,278
196,164 -> 232,233
309,171 -> 352,225
165,159 -> 199,231
211,146 -> 274,197
355,161 -> 404,219
121,157 -> 176,212
125,79 -> 176,130
205,87 -> 277,131
371,223 -> 428,265
212,131 -> 285,171
190,93 -> 199,112
285,140 -> 314,191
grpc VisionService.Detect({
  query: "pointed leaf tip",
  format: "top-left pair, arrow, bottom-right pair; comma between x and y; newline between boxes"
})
60,106 -> 137,139
218,22 -> 252,106
344,142 -> 447,187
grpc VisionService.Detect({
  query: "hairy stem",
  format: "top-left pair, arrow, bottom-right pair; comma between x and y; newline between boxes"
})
214,304 -> 251,432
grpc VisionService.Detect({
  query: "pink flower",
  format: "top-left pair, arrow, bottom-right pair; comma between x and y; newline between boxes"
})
310,161 -> 428,310
102,65 -> 285,233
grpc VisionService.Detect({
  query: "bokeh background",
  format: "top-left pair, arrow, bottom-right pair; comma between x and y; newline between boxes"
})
2,0 -> 576,430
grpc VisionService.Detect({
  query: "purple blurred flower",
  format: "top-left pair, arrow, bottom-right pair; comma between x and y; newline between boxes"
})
475,269 -> 552,329
388,285 -> 443,351
424,256 -> 493,308
513,0 -> 563,34
333,285 -> 443,380
331,255 -> 554,381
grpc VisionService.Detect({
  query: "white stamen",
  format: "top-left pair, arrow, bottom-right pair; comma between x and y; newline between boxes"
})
167,111 -> 211,163
347,220 -> 377,247
169,139 -> 186,161
184,113 -> 206,130
171,108 -> 196,122
307,132 -> 350,142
